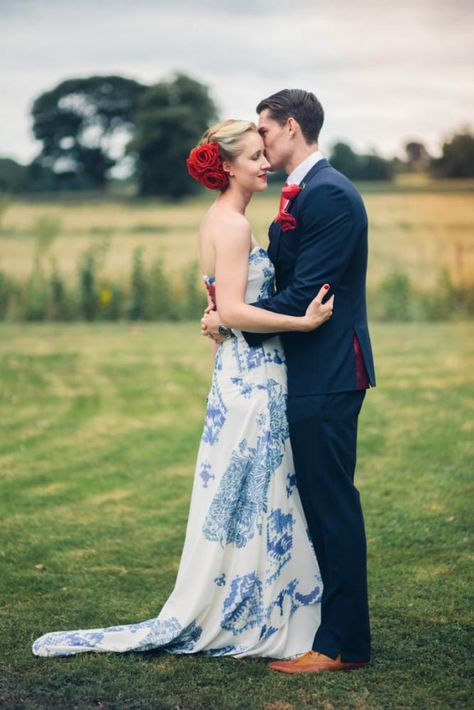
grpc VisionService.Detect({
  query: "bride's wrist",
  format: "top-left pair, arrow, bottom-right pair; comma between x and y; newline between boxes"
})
299,315 -> 311,332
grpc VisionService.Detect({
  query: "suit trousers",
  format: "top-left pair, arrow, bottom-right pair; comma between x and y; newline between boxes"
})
287,390 -> 371,663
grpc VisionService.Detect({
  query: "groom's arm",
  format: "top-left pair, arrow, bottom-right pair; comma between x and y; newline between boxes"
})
242,183 -> 361,346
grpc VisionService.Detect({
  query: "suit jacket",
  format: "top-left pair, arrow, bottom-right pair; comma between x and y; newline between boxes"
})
242,159 -> 376,396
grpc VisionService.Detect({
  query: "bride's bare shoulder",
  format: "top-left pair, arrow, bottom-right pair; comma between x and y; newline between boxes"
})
199,206 -> 251,249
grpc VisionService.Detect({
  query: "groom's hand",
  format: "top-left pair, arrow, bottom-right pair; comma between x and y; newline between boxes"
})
201,306 -> 224,343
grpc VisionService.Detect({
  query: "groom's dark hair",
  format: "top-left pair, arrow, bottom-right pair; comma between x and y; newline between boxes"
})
256,89 -> 324,144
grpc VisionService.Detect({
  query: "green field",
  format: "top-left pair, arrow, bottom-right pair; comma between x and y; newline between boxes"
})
1,322 -> 472,709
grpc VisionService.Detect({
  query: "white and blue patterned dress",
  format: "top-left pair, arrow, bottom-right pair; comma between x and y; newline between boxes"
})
32,246 -> 322,659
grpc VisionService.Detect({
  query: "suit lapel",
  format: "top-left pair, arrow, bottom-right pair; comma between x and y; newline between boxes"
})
267,159 -> 332,264
267,219 -> 280,264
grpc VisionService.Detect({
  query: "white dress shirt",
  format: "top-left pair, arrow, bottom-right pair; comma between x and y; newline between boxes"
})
286,149 -> 325,186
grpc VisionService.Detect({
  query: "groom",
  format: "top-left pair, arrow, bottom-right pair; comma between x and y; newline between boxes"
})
202,89 -> 376,673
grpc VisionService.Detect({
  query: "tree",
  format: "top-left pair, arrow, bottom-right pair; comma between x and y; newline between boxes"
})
405,141 -> 430,164
360,154 -> 393,180
129,73 -> 218,198
329,143 -> 359,178
403,141 -> 431,173
31,76 -> 146,190
0,158 -> 26,192
431,130 -> 474,178
329,142 -> 393,181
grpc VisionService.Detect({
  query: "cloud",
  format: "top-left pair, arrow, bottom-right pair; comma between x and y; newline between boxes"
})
0,0 -> 473,162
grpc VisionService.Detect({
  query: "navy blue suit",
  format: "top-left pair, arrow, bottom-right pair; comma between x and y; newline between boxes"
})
243,159 -> 375,662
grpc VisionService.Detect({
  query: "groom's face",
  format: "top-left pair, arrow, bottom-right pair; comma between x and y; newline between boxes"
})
258,109 -> 292,172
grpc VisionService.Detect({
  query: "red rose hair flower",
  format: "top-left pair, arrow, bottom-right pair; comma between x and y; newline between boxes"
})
186,143 -> 229,191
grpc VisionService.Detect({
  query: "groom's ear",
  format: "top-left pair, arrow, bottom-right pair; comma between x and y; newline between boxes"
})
287,117 -> 298,137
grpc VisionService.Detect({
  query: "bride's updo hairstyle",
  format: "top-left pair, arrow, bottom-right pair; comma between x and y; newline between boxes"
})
186,119 -> 256,191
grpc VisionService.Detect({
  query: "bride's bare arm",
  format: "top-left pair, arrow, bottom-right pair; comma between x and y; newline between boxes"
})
213,220 -> 332,333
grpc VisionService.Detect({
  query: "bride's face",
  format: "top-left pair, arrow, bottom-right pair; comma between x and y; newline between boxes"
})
226,132 -> 270,193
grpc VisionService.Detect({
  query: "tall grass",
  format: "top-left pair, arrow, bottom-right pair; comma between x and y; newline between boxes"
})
0,233 -> 208,322
1,192 -> 473,286
1,191 -> 473,321
0,250 -> 472,322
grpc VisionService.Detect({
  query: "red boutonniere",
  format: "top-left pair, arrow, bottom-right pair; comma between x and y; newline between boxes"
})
274,182 -> 304,232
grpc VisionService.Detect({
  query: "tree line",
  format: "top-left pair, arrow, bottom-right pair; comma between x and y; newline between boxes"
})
0,72 -> 473,198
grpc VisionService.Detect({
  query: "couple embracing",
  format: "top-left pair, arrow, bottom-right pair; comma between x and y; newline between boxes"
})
33,89 -> 376,674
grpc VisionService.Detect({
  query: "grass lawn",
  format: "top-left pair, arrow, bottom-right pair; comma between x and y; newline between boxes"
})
0,322 -> 472,709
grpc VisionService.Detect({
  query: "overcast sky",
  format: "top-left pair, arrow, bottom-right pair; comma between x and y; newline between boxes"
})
1,0 -> 473,164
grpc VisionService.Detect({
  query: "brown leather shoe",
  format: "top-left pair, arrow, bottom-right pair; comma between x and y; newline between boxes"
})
268,650 -> 369,674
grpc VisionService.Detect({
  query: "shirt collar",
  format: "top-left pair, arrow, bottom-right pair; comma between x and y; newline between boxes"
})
286,149 -> 324,186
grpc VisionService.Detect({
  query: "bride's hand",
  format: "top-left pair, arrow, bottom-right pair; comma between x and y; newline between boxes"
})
302,284 -> 334,331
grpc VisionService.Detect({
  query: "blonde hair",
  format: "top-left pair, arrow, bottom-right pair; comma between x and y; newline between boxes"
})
200,119 -> 257,161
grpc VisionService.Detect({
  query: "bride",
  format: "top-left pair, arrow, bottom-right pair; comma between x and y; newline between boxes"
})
32,119 -> 334,659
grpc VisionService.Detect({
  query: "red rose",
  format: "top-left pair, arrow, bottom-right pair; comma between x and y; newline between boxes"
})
273,183 -> 302,230
186,142 -> 229,191
189,143 -> 219,171
278,211 -> 297,232
281,183 -> 302,201
201,169 -> 229,191
186,160 -> 200,181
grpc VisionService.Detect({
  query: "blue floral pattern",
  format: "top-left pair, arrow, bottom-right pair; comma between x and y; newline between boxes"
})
222,572 -> 264,634
32,617 -> 203,656
202,379 -> 289,548
32,244 -> 321,660
202,376 -> 227,445
265,509 -> 294,583
286,472 -> 297,498
199,460 -> 215,488
249,248 -> 276,301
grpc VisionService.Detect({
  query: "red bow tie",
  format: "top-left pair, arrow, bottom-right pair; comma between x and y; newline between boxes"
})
274,183 -> 302,232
